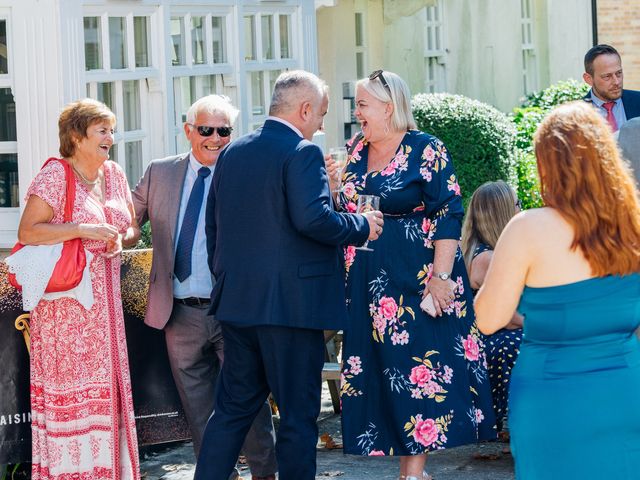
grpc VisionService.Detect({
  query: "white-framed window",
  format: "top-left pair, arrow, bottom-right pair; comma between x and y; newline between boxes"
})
243,8 -> 298,129
0,16 -> 18,209
520,0 -> 538,94
168,7 -> 235,152
83,8 -> 156,186
423,1 -> 446,93
354,12 -> 366,79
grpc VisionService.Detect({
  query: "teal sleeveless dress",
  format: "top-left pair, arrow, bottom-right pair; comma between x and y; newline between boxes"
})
510,275 -> 640,479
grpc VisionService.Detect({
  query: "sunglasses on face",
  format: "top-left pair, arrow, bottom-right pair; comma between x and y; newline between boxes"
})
369,70 -> 391,94
188,124 -> 233,138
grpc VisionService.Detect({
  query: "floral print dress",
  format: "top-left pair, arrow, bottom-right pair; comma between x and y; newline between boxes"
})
339,131 -> 495,456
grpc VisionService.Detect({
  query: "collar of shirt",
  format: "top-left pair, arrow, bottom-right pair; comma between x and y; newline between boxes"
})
266,116 -> 304,138
188,152 -> 215,176
589,91 -> 622,109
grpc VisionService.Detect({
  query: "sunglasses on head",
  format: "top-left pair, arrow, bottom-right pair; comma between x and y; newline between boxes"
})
369,70 -> 391,94
188,124 -> 233,138
515,198 -> 523,209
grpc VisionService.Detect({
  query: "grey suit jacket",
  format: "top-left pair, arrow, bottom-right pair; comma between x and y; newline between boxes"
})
619,117 -> 640,187
131,153 -> 190,330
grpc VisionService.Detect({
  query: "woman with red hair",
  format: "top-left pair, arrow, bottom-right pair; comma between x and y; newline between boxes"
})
475,101 -> 640,479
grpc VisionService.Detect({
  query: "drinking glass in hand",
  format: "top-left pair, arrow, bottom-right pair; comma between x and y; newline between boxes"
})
330,147 -> 348,193
355,194 -> 380,252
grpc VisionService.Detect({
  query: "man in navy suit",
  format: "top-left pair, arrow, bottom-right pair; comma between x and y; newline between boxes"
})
583,44 -> 640,132
195,70 -> 384,480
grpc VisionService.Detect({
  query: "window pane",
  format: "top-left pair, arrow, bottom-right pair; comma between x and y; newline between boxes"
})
109,17 -> 127,69
0,88 -> 16,141
174,75 -> 218,126
269,70 -> 281,95
355,13 -> 363,47
435,26 -> 441,51
191,16 -> 205,65
279,15 -> 291,59
212,16 -> 227,63
356,52 -> 364,79
125,141 -> 142,187
250,71 -> 264,115
0,153 -> 18,207
134,17 -> 150,68
110,144 -> 118,163
171,17 -> 185,66
244,16 -> 256,61
123,80 -> 140,131
97,82 -> 114,113
261,16 -> 274,60
84,17 -> 102,70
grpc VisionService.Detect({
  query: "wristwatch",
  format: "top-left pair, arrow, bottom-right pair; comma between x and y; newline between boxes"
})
435,272 -> 450,281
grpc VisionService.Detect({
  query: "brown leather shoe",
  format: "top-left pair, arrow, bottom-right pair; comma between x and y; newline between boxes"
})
252,476 -> 276,480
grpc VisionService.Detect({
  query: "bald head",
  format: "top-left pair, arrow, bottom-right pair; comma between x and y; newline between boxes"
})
269,70 -> 328,116
268,70 -> 329,140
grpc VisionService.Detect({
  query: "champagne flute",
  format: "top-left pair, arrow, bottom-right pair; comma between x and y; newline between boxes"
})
355,194 -> 381,251
330,147 -> 348,193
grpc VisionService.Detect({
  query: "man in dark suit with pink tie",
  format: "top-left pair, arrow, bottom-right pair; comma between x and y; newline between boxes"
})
196,70 -> 384,480
583,44 -> 640,133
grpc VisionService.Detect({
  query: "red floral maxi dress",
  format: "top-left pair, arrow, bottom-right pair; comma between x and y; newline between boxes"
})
27,159 -> 140,480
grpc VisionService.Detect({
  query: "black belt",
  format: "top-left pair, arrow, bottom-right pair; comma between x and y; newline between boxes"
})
175,297 -> 211,307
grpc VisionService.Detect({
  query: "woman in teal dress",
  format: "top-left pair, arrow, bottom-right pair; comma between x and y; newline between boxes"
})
475,101 -> 640,479
331,71 -> 495,480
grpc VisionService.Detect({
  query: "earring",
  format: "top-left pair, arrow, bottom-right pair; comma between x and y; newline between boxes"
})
383,121 -> 390,136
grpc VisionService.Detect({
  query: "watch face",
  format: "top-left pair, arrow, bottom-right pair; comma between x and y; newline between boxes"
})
438,273 -> 450,280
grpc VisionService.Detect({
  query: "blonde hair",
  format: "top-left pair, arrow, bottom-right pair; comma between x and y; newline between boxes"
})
535,101 -> 640,276
58,98 -> 115,158
357,70 -> 417,132
461,181 -> 518,272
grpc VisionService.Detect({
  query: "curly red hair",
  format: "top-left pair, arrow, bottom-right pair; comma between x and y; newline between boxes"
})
534,101 -> 640,276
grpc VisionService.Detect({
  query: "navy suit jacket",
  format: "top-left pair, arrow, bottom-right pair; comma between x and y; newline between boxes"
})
205,119 -> 369,331
584,89 -> 640,121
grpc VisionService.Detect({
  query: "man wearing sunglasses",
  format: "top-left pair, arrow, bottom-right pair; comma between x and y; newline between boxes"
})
195,71 -> 383,480
126,95 -> 277,480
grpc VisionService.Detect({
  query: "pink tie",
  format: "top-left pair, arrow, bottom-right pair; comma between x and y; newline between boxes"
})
602,101 -> 618,132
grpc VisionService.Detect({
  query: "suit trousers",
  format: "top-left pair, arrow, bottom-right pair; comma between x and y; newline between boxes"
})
165,303 -> 277,476
195,323 -> 325,480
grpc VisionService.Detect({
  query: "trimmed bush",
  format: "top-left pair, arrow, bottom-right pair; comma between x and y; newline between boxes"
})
412,93 -> 518,206
520,79 -> 590,110
510,79 -> 590,208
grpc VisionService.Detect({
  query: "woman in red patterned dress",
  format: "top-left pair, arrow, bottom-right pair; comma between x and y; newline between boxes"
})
17,99 -> 141,480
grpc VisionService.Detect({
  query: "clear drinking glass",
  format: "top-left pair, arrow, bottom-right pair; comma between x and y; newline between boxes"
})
355,194 -> 380,251
330,147 -> 348,193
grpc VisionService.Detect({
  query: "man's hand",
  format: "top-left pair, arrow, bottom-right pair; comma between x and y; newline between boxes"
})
363,210 -> 384,241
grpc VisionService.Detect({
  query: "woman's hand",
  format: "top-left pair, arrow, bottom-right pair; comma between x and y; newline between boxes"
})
102,233 -> 123,258
424,277 -> 457,316
78,223 -> 119,242
324,154 -> 340,192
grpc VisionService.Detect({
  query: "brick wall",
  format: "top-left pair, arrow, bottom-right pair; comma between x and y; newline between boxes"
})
597,0 -> 640,89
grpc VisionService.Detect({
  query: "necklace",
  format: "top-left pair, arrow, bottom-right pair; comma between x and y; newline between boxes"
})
72,162 -> 100,186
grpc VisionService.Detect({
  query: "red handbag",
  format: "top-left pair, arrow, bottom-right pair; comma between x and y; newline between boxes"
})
8,158 -> 87,292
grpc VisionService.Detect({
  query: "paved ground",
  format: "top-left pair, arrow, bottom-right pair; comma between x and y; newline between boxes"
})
140,386 -> 515,480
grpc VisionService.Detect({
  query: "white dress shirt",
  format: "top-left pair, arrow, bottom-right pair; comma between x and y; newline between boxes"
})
173,153 -> 214,299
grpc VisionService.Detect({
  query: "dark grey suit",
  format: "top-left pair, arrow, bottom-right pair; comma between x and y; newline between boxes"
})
131,153 -> 277,476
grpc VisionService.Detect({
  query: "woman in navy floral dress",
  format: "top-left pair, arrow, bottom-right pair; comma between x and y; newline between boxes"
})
333,71 -> 495,480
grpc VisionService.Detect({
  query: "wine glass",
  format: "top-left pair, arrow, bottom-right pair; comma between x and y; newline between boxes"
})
330,147 -> 348,193
355,194 -> 381,251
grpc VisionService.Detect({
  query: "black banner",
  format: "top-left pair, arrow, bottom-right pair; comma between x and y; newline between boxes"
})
0,249 -> 190,464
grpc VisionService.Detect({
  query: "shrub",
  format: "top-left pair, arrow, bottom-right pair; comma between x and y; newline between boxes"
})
520,79 -> 590,110
132,222 -> 152,249
509,79 -> 590,209
412,93 -> 518,206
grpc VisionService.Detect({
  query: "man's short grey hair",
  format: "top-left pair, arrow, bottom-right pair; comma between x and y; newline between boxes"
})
357,71 -> 417,132
269,70 -> 328,116
186,94 -> 240,125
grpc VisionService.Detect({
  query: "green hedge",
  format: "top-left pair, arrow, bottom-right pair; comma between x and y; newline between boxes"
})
412,93 -> 518,206
511,79 -> 590,208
